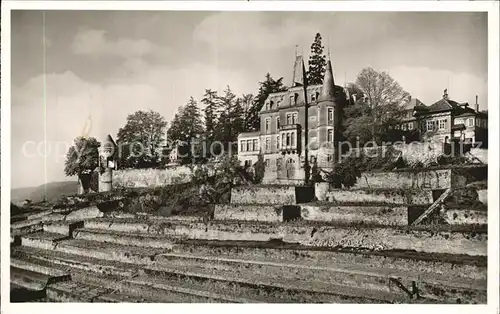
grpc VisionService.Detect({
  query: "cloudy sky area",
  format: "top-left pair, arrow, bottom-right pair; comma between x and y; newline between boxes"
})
11,11 -> 487,188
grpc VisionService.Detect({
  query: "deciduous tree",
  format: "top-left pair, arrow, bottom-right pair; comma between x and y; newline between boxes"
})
343,68 -> 409,144
64,136 -> 100,193
117,110 -> 168,169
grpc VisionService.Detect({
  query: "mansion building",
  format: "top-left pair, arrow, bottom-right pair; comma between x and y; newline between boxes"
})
237,58 -> 488,184
237,56 -> 349,184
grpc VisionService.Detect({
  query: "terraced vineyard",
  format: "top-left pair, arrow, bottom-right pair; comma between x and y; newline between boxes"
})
10,168 -> 488,303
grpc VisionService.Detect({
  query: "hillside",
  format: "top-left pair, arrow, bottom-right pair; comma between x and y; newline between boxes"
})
11,181 -> 79,204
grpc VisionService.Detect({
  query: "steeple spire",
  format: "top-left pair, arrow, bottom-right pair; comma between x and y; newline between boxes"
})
319,59 -> 335,102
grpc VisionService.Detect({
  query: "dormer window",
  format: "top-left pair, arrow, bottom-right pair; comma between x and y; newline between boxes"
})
289,95 -> 294,105
270,100 -> 274,110
265,102 -> 270,111
294,93 -> 299,104
311,93 -> 316,102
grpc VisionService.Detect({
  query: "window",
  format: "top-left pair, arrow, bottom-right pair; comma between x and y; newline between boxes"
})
244,160 -> 252,167
282,133 -> 286,146
276,158 -> 282,167
426,120 -> 434,131
292,113 -> 298,124
276,135 -> 280,149
290,95 -> 294,105
265,137 -> 271,151
455,119 -> 463,125
246,140 -> 251,152
276,117 -> 280,129
291,132 -> 295,146
240,141 -> 245,152
311,93 -> 316,102
327,129 -> 334,142
408,122 -> 413,130
253,139 -> 258,151
286,113 -> 292,125
310,156 -> 316,164
402,124 -> 407,131
467,118 -> 474,127
294,93 -> 299,105
265,118 -> 271,133
438,119 -> 446,130
395,124 -> 400,130
327,108 -> 334,124
264,159 -> 270,167
327,154 -> 333,162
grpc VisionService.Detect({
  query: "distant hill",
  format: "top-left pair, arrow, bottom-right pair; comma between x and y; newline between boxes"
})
11,181 -> 79,204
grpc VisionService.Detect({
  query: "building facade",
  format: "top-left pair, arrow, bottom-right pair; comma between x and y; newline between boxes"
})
414,90 -> 488,145
238,56 -> 348,184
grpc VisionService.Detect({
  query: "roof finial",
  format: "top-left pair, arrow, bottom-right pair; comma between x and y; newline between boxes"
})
327,35 -> 331,59
295,44 -> 298,57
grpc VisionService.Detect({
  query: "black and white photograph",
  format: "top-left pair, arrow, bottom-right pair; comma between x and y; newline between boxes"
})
2,1 -> 499,311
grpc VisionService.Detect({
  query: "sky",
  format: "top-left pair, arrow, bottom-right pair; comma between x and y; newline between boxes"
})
11,10 -> 488,188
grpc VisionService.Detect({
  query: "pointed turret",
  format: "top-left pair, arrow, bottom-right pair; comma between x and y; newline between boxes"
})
319,59 -> 335,102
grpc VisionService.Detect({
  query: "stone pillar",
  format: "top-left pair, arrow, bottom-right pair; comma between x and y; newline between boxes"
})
99,134 -> 117,192
99,167 -> 112,192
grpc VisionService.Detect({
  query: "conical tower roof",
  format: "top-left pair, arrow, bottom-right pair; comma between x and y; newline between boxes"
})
319,59 -> 335,102
104,134 -> 117,148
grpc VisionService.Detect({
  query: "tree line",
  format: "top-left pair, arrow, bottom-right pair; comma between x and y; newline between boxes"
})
65,32 -> 412,190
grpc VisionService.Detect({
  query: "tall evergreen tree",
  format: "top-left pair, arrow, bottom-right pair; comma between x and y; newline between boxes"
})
246,73 -> 287,131
167,98 -> 204,163
240,93 -> 254,132
201,89 -> 220,149
307,33 -> 327,85
216,86 -> 244,152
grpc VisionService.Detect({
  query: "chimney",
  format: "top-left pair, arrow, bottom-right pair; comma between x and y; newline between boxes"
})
443,89 -> 448,100
408,95 -> 412,102
475,95 -> 479,112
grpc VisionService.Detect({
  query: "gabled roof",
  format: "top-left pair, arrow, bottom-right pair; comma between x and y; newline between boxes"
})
403,98 -> 425,110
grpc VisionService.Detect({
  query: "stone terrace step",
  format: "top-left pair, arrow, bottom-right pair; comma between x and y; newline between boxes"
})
12,236 -> 485,303
21,232 -> 69,250
14,232 -> 487,282
12,245 -> 140,278
11,266 -> 53,291
11,258 -> 70,279
10,282 -> 46,302
317,188 -> 434,205
78,218 -> 488,256
152,252 -> 486,303
73,228 -> 176,249
142,263 -> 412,303
55,238 -> 168,264
43,221 -> 84,237
46,280 -> 149,303
12,249 -> 274,303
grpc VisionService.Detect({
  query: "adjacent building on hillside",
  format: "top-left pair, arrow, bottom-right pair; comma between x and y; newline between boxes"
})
414,90 -> 488,145
237,56 -> 349,184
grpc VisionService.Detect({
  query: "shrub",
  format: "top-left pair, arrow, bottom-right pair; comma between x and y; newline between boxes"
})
253,154 -> 265,184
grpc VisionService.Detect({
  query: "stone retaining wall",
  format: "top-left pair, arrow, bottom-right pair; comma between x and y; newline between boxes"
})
112,166 -> 192,188
315,186 -> 433,205
214,205 -> 282,222
300,205 -> 407,226
230,186 -> 296,205
354,169 -> 461,190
